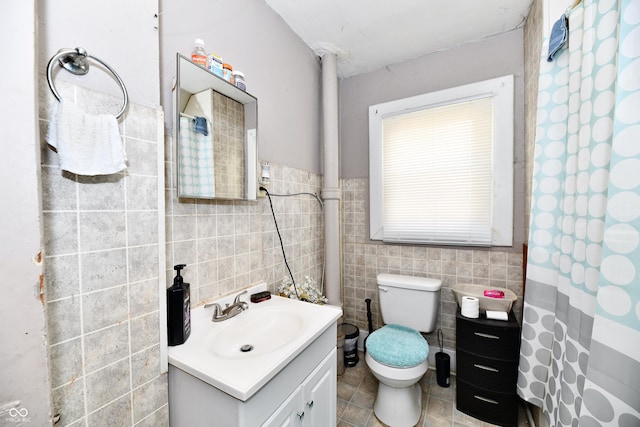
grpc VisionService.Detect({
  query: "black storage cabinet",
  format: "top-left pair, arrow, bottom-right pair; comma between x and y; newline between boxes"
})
456,309 -> 521,426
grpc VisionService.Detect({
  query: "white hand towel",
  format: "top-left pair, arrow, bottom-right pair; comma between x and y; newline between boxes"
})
47,100 -> 127,175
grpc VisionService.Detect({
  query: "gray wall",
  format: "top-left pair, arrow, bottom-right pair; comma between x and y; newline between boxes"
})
340,29 -> 525,180
525,0 -> 544,242
339,30 -> 528,347
41,82 -> 166,427
1,2 -> 52,424
17,0 -> 162,424
160,0 -> 323,174
9,0 -> 323,424
37,0 -> 160,106
339,29 -> 526,248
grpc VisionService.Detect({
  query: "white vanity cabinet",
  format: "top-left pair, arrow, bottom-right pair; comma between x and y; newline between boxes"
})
168,320 -> 338,427
263,349 -> 336,427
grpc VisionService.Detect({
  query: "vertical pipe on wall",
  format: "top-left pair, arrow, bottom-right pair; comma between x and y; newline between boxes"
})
321,52 -> 341,306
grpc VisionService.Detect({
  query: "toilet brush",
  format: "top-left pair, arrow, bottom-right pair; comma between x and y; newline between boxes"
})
435,329 -> 450,387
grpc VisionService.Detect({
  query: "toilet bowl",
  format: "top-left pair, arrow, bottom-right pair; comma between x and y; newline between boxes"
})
366,324 -> 429,426
365,274 -> 442,427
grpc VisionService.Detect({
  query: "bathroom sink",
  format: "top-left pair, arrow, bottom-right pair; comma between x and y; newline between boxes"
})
167,283 -> 342,400
207,307 -> 304,358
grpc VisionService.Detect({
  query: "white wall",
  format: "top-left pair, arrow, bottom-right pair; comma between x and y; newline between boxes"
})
160,0 -> 323,174
37,0 -> 160,106
0,1 -> 52,424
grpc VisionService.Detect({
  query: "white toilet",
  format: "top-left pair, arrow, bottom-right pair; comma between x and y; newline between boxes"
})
365,273 -> 442,427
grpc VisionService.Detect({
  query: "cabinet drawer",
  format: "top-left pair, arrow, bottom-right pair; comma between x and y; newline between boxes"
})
456,314 -> 520,359
456,379 -> 518,427
457,350 -> 517,393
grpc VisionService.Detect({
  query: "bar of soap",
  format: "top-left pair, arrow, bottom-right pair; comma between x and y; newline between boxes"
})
486,310 -> 508,321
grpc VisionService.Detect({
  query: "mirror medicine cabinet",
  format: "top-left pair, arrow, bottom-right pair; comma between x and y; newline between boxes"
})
175,54 -> 258,201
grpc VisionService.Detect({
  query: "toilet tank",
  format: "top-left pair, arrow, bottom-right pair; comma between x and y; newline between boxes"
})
377,273 -> 442,333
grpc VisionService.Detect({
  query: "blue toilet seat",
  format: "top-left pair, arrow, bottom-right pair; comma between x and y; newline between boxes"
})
366,324 -> 429,368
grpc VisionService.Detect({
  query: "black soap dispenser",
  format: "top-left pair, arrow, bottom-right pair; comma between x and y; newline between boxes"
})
167,264 -> 191,346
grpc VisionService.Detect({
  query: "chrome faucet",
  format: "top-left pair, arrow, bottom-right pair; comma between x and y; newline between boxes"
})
232,290 -> 249,309
204,290 -> 249,322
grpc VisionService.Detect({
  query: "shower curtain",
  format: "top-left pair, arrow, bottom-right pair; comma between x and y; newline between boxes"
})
178,116 -> 215,198
517,1 -> 639,426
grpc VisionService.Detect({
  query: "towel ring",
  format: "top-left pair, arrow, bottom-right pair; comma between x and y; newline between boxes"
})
46,47 -> 129,119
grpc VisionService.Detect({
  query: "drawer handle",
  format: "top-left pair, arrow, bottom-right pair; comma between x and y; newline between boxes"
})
474,332 -> 500,340
306,400 -> 314,408
474,395 -> 499,405
474,364 -> 499,372
296,411 -> 305,421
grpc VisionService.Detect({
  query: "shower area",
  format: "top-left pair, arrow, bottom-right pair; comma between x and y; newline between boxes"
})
518,0 -> 640,425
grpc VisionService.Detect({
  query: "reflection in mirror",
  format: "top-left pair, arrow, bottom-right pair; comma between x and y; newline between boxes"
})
175,54 -> 257,200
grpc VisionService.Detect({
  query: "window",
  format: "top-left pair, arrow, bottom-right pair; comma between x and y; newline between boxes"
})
369,75 -> 514,246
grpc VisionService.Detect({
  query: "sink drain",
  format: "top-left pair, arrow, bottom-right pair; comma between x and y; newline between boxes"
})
240,344 -> 254,352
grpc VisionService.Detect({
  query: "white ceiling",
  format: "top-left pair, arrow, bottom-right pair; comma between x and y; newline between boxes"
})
265,0 -> 534,78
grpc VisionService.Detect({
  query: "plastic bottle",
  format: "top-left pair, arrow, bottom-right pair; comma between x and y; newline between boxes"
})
222,63 -> 234,83
233,71 -> 246,91
167,264 -> 191,346
191,39 -> 208,68
209,53 -> 224,78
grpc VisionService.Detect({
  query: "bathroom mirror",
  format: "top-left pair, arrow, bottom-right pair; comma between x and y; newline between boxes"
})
175,54 -> 257,200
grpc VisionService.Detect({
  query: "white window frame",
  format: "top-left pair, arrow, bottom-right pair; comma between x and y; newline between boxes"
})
369,75 -> 514,246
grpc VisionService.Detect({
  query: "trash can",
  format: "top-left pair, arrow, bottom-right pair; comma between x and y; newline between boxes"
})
337,329 -> 345,376
342,323 -> 359,367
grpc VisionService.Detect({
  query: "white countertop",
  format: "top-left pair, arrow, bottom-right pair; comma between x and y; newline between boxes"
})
168,283 -> 342,401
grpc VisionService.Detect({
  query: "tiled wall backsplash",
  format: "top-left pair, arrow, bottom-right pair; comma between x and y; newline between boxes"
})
211,91 -> 245,198
341,178 -> 524,349
165,141 -> 324,305
41,80 -> 167,426
41,79 -> 325,427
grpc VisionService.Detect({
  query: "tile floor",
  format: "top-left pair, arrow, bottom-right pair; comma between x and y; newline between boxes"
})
337,352 -> 530,427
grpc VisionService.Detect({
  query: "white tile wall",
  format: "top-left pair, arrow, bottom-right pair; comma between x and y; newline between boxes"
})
165,133 -> 325,306
41,79 -> 166,426
341,178 -> 524,349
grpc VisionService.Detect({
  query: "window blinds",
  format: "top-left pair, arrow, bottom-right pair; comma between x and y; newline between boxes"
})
381,97 -> 494,245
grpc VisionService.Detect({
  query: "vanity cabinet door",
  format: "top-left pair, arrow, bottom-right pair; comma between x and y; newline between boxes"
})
302,349 -> 337,427
262,349 -> 337,427
262,386 -> 303,427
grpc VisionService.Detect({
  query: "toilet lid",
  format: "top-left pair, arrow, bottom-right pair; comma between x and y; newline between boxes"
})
366,324 -> 429,368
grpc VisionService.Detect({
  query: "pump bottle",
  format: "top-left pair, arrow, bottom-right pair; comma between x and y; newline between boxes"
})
167,264 -> 191,346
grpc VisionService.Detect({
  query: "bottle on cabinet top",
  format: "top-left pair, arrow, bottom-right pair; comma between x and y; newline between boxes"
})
233,71 -> 246,91
222,63 -> 234,83
208,52 -> 224,78
191,39 -> 208,68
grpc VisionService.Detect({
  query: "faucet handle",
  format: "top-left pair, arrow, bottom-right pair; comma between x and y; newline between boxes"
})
233,290 -> 248,304
204,302 -> 222,319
